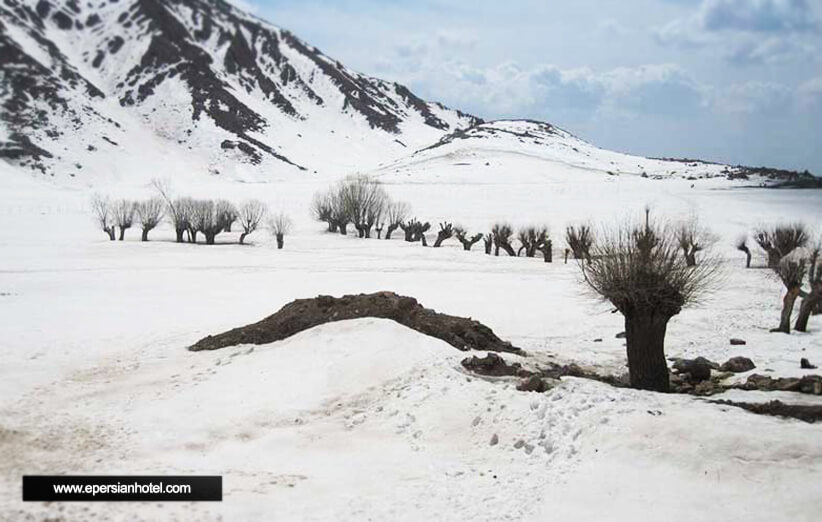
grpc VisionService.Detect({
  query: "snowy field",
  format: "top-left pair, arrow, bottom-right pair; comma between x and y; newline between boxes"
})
1,156 -> 822,521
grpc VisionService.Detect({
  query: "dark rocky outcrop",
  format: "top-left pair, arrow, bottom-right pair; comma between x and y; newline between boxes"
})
801,358 -> 817,370
189,292 -> 523,355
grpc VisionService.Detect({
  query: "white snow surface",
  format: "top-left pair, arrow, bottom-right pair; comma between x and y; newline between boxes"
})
1,149 -> 822,521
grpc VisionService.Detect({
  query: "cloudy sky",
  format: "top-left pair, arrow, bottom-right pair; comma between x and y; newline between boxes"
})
245,0 -> 822,173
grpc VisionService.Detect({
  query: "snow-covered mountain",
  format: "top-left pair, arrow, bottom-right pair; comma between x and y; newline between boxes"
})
0,0 -> 480,180
0,0 -> 815,184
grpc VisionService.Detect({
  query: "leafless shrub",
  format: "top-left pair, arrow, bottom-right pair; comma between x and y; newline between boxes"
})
491,223 -> 515,256
384,201 -> 410,240
675,218 -> 717,267
135,198 -> 165,241
237,200 -> 268,244
518,226 -> 549,258
483,233 -> 493,255
754,223 -> 809,268
566,224 -> 593,261
454,226 -> 483,251
268,212 -> 293,249
90,194 -> 116,241
112,199 -> 136,241
433,222 -> 454,247
579,217 -> 721,392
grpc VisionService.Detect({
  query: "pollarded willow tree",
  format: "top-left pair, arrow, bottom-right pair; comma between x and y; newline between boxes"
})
90,194 -> 116,240
268,212 -> 293,249
237,199 -> 268,244
771,254 -> 806,334
112,199 -> 136,240
795,242 -> 821,332
135,198 -> 165,241
579,216 -> 721,392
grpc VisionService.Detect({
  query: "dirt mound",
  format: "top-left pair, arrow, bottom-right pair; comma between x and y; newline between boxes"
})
189,291 -> 524,355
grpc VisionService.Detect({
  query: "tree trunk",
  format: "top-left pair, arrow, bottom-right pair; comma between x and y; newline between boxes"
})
339,223 -> 348,235
773,286 -> 801,333
386,224 -> 398,240
205,232 -> 216,245
420,234 -> 428,247
106,227 -> 116,241
501,244 -> 516,256
738,245 -> 751,268
118,226 -> 127,241
494,244 -> 500,256
276,233 -> 284,249
375,227 -> 383,239
175,228 -> 185,243
239,232 -> 248,245
624,313 -> 671,392
541,244 -> 552,263
141,228 -> 150,242
564,249 -> 570,264
794,286 -> 821,332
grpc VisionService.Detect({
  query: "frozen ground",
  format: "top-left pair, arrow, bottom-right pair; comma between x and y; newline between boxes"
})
1,157 -> 822,520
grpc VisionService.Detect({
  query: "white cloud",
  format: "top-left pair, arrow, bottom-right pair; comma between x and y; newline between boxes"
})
655,0 -> 821,64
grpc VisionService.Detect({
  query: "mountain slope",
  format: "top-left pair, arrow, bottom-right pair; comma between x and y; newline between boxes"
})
0,0 -> 480,180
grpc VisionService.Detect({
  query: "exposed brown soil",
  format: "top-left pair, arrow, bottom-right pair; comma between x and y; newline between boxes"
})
711,400 -> 822,423
189,291 -> 524,355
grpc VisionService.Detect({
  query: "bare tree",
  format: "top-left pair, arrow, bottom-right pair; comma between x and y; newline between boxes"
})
491,223 -> 516,256
771,255 -> 807,334
795,242 -> 821,332
112,199 -> 136,241
341,174 -> 388,238
537,238 -> 553,263
579,217 -> 721,392
135,198 -> 165,241
238,199 -> 268,244
736,236 -> 752,268
566,224 -> 593,261
433,222 -> 454,247
268,212 -> 293,249
311,190 -> 337,233
90,194 -> 116,241
400,218 -> 430,245
754,224 -> 809,268
483,233 -> 493,255
518,226 -> 548,257
190,199 -> 232,245
676,218 -> 717,267
218,200 -> 239,233
385,201 -> 410,240
454,226 -> 483,251
152,179 -> 189,243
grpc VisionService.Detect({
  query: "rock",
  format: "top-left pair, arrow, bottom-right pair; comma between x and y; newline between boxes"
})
729,338 -> 747,346
615,332 -> 626,339
513,439 -> 525,449
720,356 -> 756,373
462,353 -> 528,377
801,358 -> 818,370
593,338 -> 602,342
672,357 -> 716,382
489,434 -> 499,446
516,375 -> 550,393
799,375 -> 822,395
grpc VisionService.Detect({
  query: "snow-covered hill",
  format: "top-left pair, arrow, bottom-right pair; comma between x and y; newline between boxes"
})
0,0 -> 480,180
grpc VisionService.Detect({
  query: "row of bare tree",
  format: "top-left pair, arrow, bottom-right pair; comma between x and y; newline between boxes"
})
735,224 -> 821,334
90,183 -> 293,248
